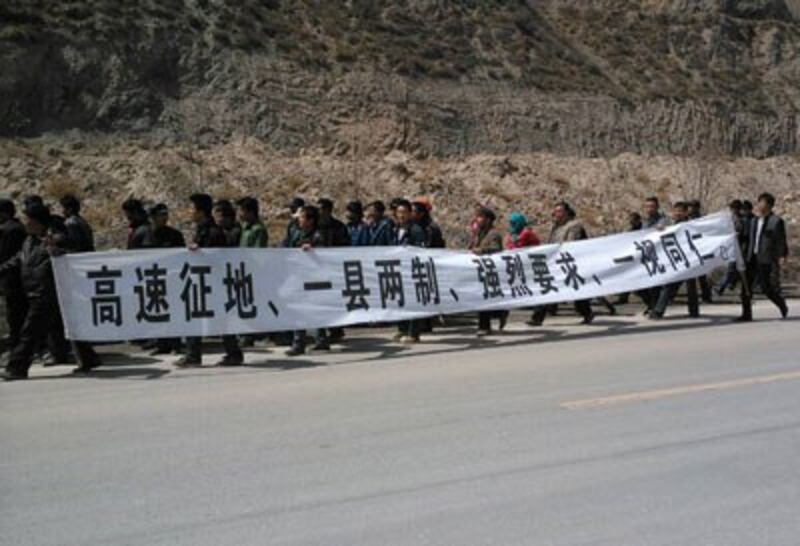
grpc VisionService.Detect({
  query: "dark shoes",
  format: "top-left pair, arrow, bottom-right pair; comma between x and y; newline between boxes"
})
174,356 -> 202,368
780,304 -> 789,319
312,342 -> 331,352
286,346 -> 305,357
733,315 -> 753,323
1,369 -> 28,381
580,313 -> 595,325
216,355 -> 244,367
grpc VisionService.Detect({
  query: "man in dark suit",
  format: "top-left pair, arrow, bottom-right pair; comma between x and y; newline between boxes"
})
737,192 -> 789,321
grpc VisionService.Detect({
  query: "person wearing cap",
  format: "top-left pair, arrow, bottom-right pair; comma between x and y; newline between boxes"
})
469,207 -> 507,336
411,199 -> 446,249
529,201 -> 595,326
59,194 -> 95,253
282,197 -> 305,248
175,193 -> 244,368
0,204 -> 74,380
0,198 -> 28,350
122,198 -> 149,250
345,200 -> 370,247
504,212 -> 540,250
317,198 -> 349,248
365,200 -> 394,246
237,197 -> 268,249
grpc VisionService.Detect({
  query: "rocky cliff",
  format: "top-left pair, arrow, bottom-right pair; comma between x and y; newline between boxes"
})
0,0 -> 798,270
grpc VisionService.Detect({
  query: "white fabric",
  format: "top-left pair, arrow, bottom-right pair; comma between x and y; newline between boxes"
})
52,211 -> 741,341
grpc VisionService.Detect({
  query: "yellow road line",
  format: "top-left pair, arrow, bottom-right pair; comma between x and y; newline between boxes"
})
562,370 -> 800,410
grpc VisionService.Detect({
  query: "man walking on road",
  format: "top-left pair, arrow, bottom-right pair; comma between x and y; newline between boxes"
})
737,192 -> 789,322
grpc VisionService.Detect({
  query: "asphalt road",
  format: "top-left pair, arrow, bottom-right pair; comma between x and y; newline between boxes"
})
2,301 -> 799,546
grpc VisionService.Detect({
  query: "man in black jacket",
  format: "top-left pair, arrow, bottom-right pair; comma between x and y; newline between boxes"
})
213,199 -> 241,248
737,192 -> 789,321
0,204 -> 73,380
411,200 -> 446,249
317,198 -> 350,248
287,206 -> 330,356
175,194 -> 244,368
0,199 -> 27,350
59,194 -> 95,252
140,204 -> 186,355
122,198 -> 150,250
391,199 -> 428,344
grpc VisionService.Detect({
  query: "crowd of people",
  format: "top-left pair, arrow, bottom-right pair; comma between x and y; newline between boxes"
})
0,190 -> 791,381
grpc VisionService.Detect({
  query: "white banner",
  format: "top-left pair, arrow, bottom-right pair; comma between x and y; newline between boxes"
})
52,211 -> 741,341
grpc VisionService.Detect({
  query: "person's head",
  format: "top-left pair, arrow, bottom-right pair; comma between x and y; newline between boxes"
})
728,199 -> 743,215
688,199 -> 701,216
288,197 -> 305,214
553,201 -> 575,225
189,193 -> 214,223
122,198 -> 145,223
742,200 -> 754,214
394,199 -> 412,226
411,201 -> 430,224
213,199 -> 235,226
476,207 -> 496,230
365,200 -> 385,225
236,197 -> 259,224
24,195 -> 44,209
22,203 -> 51,236
148,203 -> 170,228
389,198 -> 404,220
671,201 -> 689,222
59,194 -> 81,217
0,198 -> 15,221
345,200 -> 363,223
509,212 -> 527,234
297,205 -> 319,232
756,192 -> 776,216
644,196 -> 660,219
318,198 -> 334,220
628,211 -> 643,230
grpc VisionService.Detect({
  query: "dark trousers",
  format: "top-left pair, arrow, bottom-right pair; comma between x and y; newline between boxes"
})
3,292 -> 28,348
292,329 -> 327,350
716,263 -> 739,295
531,300 -> 592,324
185,335 -> 242,361
6,296 -> 70,375
653,278 -> 699,317
741,260 -> 787,319
398,320 -> 420,339
156,338 -> 182,352
699,275 -> 713,302
478,310 -> 508,331
73,341 -> 101,367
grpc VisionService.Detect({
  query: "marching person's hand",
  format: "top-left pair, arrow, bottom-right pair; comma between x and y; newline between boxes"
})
188,243 -> 199,251
779,256 -> 788,268
301,243 -> 312,251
